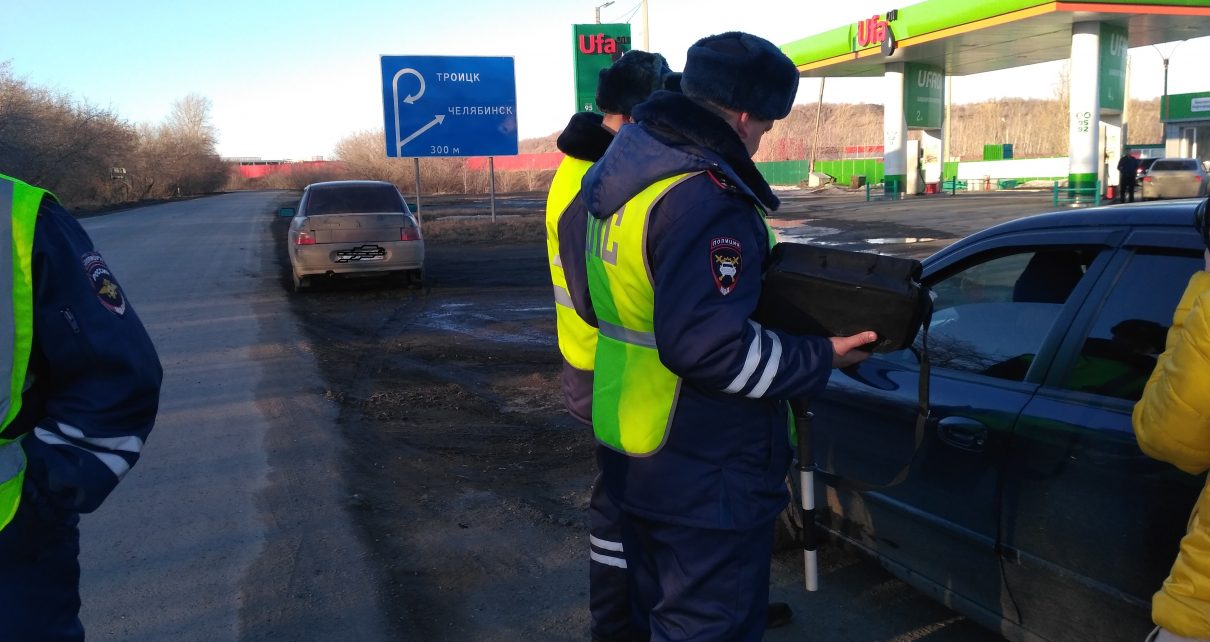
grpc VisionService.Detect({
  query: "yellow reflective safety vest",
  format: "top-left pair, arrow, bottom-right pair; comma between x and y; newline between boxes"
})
587,172 -> 702,454
587,171 -> 782,455
0,173 -> 46,531
545,155 -> 598,371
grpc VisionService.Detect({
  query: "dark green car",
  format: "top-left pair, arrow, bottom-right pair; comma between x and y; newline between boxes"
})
809,198 -> 1206,642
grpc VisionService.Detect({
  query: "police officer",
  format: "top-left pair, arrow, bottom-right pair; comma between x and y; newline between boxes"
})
546,50 -> 675,642
579,33 -> 877,640
0,173 -> 162,640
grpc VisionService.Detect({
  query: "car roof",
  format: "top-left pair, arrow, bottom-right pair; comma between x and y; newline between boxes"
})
930,199 -> 1202,262
303,180 -> 398,190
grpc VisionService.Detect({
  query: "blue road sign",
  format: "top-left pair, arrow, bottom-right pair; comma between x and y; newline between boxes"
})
381,55 -> 518,158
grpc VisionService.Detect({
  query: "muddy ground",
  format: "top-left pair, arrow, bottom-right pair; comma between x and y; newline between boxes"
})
270,190 -> 1003,642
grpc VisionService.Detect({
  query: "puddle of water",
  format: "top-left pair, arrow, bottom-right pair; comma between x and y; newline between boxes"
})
769,219 -> 841,244
866,237 -> 938,245
418,304 -> 553,346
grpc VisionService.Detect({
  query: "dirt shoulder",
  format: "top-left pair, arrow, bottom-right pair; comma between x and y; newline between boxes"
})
273,200 -> 596,640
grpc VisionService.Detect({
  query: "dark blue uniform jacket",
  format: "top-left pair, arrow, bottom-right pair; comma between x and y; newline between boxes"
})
2,197 -> 162,517
574,91 -> 834,530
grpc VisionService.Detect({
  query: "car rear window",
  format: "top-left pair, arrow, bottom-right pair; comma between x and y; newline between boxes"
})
305,184 -> 406,215
1151,159 -> 1198,171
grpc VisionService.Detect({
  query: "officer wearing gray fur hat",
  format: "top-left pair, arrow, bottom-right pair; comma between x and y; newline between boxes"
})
578,32 -> 877,641
544,49 -> 673,642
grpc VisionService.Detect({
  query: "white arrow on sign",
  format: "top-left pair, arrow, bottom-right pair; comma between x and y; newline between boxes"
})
392,68 -> 428,155
397,115 -> 446,154
395,68 -> 425,104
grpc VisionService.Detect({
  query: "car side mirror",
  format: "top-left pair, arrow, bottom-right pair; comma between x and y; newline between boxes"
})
277,207 -> 296,218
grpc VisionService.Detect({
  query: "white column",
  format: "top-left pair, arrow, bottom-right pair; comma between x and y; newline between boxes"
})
884,63 -> 907,198
1069,22 -> 1102,200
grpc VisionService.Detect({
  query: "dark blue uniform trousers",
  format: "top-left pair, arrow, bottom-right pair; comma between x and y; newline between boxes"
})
589,471 -> 639,641
620,512 -> 775,642
0,493 -> 84,642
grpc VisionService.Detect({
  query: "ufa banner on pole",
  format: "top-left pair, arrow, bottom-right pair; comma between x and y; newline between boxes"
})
573,24 -> 632,113
904,62 -> 943,129
1099,23 -> 1128,113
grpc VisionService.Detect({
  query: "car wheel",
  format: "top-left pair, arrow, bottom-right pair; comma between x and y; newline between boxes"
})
292,271 -> 310,293
410,269 -> 425,290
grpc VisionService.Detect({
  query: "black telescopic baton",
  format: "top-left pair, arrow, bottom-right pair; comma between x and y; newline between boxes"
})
793,401 -> 818,591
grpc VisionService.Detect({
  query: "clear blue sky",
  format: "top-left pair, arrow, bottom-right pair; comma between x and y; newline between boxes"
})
2,0 -> 1206,160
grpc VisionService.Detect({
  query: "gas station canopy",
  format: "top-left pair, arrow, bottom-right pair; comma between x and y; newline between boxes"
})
782,0 -> 1210,78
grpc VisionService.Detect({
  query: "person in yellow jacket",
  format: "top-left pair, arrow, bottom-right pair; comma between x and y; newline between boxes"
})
1134,198 -> 1210,642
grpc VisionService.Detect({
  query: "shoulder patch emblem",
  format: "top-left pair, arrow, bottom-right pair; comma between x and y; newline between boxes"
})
710,237 -> 742,296
82,252 -> 126,317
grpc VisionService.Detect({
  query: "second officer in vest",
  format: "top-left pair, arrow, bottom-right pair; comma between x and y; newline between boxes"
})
546,50 -> 675,642
581,32 -> 877,641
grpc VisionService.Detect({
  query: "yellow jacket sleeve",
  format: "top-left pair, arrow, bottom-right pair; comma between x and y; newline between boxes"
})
1133,271 -> 1210,474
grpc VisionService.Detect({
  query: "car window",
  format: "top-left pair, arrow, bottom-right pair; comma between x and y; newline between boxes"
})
304,185 -> 406,215
885,249 -> 1096,381
1152,160 -> 1197,171
1055,250 -> 1201,401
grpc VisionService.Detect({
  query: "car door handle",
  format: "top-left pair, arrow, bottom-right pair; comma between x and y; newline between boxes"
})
937,416 -> 989,452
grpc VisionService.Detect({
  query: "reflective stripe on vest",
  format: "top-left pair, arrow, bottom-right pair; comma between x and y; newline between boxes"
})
586,172 -> 702,455
0,173 -> 48,531
545,156 -> 597,371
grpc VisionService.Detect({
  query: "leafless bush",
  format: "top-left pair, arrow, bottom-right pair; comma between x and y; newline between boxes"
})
0,63 -> 228,207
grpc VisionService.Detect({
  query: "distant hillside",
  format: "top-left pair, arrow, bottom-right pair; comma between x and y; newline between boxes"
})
520,97 -> 1162,162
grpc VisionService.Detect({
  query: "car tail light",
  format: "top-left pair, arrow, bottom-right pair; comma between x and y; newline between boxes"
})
296,230 -> 316,245
1143,176 -> 1153,183
401,227 -> 421,241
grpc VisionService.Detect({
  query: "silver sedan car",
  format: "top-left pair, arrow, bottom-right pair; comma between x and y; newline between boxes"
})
1140,157 -> 1209,200
283,180 -> 424,292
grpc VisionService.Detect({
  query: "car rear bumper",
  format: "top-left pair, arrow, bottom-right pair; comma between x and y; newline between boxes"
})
292,241 -> 424,277
1142,182 -> 1204,199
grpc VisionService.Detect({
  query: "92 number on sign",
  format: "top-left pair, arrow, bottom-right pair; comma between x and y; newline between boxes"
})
430,145 -> 459,155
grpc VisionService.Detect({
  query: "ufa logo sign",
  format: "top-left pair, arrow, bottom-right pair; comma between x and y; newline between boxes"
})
579,33 -> 628,55
856,15 -> 889,48
916,69 -> 943,90
1108,33 -> 1127,57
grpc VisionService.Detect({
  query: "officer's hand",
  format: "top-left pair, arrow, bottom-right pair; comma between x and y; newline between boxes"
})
831,331 -> 878,368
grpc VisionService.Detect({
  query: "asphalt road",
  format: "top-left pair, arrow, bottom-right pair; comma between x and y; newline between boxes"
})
76,192 -> 393,641
64,188 -> 1068,641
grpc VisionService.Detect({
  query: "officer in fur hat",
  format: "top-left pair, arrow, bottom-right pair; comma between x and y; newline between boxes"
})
544,49 -> 673,642
578,32 -> 878,641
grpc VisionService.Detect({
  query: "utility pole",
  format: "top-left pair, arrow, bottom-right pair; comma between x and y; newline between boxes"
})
1154,41 -> 1186,148
641,0 -> 649,49
809,77 -> 826,178
594,0 -> 613,24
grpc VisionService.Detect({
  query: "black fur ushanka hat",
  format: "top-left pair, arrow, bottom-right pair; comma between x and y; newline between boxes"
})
595,50 -> 673,116
681,31 -> 800,121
